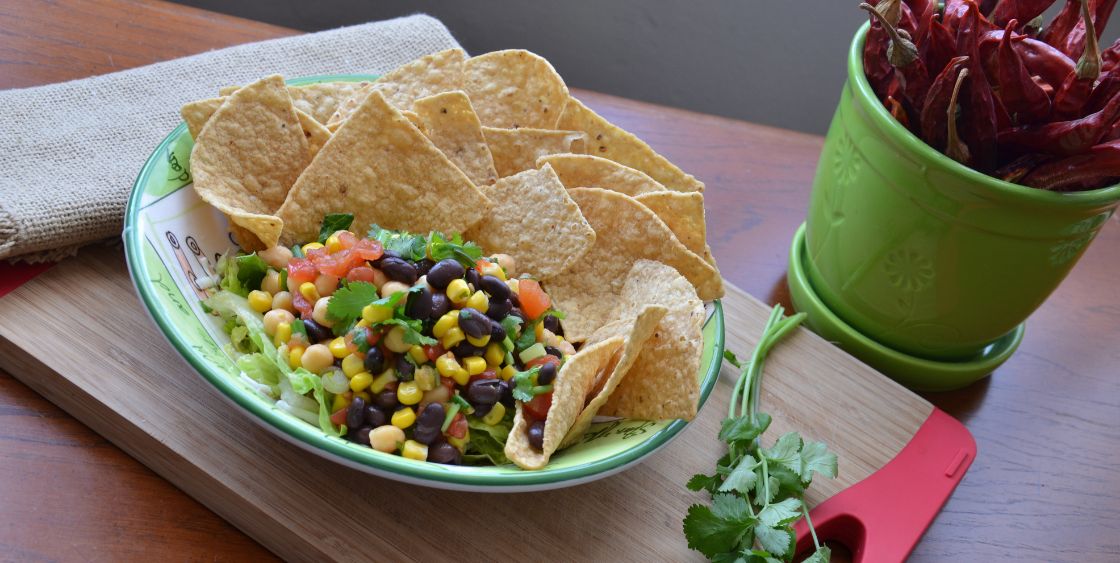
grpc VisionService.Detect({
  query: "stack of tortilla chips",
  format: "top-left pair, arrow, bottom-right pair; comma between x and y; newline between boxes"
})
181,48 -> 724,470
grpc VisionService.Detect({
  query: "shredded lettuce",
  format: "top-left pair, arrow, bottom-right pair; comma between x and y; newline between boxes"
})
465,412 -> 513,465
215,251 -> 270,297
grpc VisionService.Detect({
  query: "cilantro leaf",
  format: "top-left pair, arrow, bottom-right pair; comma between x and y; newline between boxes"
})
687,472 -> 723,493
318,213 -> 354,244
763,432 -> 804,476
752,524 -> 794,559
683,494 -> 755,558
325,281 -> 380,327
515,319 -> 540,351
800,440 -> 838,482
800,546 -> 832,563
511,366 -> 547,402
719,413 -> 772,445
719,454 -> 759,495
757,498 -> 801,528
235,253 -> 269,292
377,317 -> 437,346
428,231 -> 483,267
500,315 -> 523,340
367,224 -> 427,261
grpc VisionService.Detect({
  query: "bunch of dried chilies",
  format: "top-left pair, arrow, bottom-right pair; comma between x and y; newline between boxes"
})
861,0 -> 1120,191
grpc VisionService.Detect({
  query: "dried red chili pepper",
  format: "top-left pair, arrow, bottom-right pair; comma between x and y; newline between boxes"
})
861,3 -> 930,112
1052,0 -> 1104,119
956,2 -> 1002,168
885,95 -> 912,129
947,68 -> 973,164
1058,0 -> 1117,61
914,1 -> 936,52
990,0 -> 1058,29
1084,67 -> 1120,114
979,30 -> 1076,91
999,90 -> 1120,155
906,0 -> 931,22
1040,0 -> 1083,57
921,56 -> 972,150
863,18 -> 896,101
998,21 -> 1051,123
993,153 -> 1054,183
927,20 -> 960,80
1102,37 -> 1120,74
1020,139 -> 1120,190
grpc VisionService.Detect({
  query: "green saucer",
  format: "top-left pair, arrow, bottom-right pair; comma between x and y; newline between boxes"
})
787,224 -> 1024,392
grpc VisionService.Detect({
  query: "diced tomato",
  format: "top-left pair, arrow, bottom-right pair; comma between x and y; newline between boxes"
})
525,355 -> 560,370
291,291 -> 314,318
440,376 -> 456,393
330,407 -> 348,427
383,380 -> 399,393
313,249 -> 362,277
523,392 -> 552,421
446,412 -> 468,439
287,257 -> 318,284
351,238 -> 383,261
475,258 -> 493,272
366,329 -> 383,346
337,231 -> 359,250
424,344 -> 447,362
345,265 -> 377,283
518,279 -> 551,320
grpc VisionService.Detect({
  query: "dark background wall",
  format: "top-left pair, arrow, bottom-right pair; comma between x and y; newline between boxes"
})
172,1 -> 1119,135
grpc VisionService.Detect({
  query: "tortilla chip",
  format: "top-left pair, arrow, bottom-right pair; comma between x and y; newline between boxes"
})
559,305 -> 666,448
181,97 -> 225,139
412,91 -> 498,186
276,89 -> 490,245
556,96 -> 705,193
505,337 -> 624,470
482,127 -> 587,177
191,75 -> 309,248
535,153 -> 667,197
295,109 -> 331,160
464,165 -> 594,278
463,49 -> 569,129
598,260 -> 706,421
218,85 -> 239,96
326,48 -> 466,130
288,82 -> 369,125
400,110 -> 425,132
634,191 -> 715,265
544,188 -> 722,341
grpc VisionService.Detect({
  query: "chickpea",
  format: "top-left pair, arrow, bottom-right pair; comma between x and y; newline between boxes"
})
380,280 -> 411,298
286,274 -> 300,294
383,325 -> 411,353
272,290 -> 294,312
314,273 -> 340,297
370,267 -> 388,288
368,425 -> 406,453
492,253 -> 516,275
312,297 -> 333,327
300,344 -> 334,374
259,246 -> 293,269
421,385 -> 450,406
263,309 -> 295,336
261,270 -> 281,295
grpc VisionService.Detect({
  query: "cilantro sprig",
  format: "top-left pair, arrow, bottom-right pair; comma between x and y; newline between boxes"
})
366,225 -> 484,267
318,213 -> 354,244
325,282 -> 435,344
510,366 -> 551,402
683,306 -> 837,563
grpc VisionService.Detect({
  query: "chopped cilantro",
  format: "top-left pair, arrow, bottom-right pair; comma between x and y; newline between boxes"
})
510,366 -> 550,402
325,281 -> 380,328
367,224 -> 427,261
428,231 -> 483,267
318,213 -> 354,243
515,319 -> 539,351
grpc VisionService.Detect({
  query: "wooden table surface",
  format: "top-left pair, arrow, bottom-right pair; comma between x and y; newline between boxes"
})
2,0 -> 1118,561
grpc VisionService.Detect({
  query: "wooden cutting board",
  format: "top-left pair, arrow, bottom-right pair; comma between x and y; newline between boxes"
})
0,245 -> 966,561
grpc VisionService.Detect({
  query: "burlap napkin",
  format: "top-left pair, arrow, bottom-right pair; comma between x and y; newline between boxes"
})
0,15 -> 461,263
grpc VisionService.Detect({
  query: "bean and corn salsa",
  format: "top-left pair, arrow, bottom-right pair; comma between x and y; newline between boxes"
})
203,214 -> 573,466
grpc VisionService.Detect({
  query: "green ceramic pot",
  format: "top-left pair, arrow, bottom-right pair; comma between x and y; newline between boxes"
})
805,23 -> 1120,361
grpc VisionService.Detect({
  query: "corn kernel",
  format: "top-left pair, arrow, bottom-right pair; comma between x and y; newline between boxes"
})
350,371 -> 373,392
341,354 -> 365,377
325,233 -> 343,253
301,242 -> 324,253
408,345 -> 427,365
432,312 -> 458,338
446,278 -> 471,305
466,290 -> 489,312
506,278 -> 520,295
466,333 -> 490,347
370,369 -> 397,393
356,318 -> 371,328
331,392 -> 350,413
401,439 -> 428,461
361,303 -> 393,324
482,402 -> 506,425
299,281 -> 320,302
500,365 -> 516,380
436,354 -> 462,378
274,321 -> 292,347
441,326 -> 465,349
247,290 -> 272,313
328,337 -> 349,359
391,407 -> 416,429
535,321 -> 544,340
480,262 -> 505,280
397,381 -> 422,405
463,356 -> 486,376
452,367 -> 470,386
415,365 -> 437,391
447,431 -> 469,451
287,345 -> 304,369
485,343 -> 504,367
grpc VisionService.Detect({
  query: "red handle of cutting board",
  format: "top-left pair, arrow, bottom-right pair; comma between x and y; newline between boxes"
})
793,408 -> 975,562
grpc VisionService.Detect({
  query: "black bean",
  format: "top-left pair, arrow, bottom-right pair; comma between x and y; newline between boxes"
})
416,258 -> 436,276
458,307 -> 490,339
429,292 -> 451,320
473,402 -> 493,418
486,298 -> 511,320
380,257 -> 418,284
537,362 -> 557,386
542,314 -> 562,335
498,379 -> 515,408
374,388 -> 398,410
406,286 -> 433,319
364,404 -> 388,428
349,426 -> 372,446
527,420 -> 546,450
364,347 -> 385,375
371,250 -> 400,268
465,267 -> 480,288
509,292 -> 521,308
466,378 -> 501,407
395,355 -> 415,380
478,275 -> 510,301
545,346 -> 564,359
452,341 -> 485,359
302,319 -> 332,343
413,403 -> 445,445
428,442 -> 462,465
346,396 -> 366,429
426,259 -> 464,289
489,318 -> 508,341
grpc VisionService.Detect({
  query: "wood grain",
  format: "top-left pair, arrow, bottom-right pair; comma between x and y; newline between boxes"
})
1,0 -> 1118,561
0,244 -> 927,561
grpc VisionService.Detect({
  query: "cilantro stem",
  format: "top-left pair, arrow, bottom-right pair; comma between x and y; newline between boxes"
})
759,456 -> 772,507
802,503 -> 822,550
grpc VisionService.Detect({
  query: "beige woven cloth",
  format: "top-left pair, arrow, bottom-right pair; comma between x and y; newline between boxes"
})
0,15 -> 461,263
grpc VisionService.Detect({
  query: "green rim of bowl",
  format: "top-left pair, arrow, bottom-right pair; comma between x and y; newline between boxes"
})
123,74 -> 725,488
849,22 -> 1120,210
787,223 -> 1023,392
